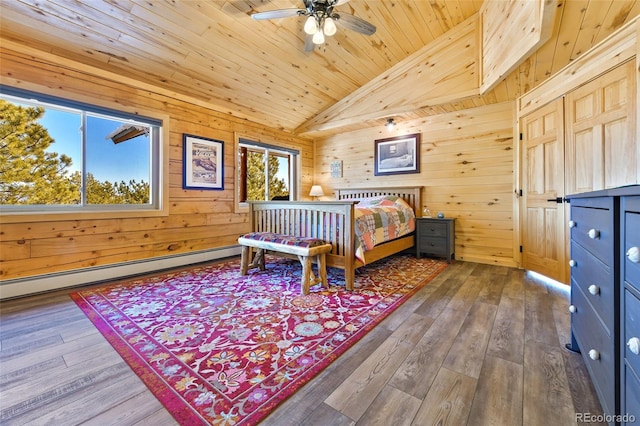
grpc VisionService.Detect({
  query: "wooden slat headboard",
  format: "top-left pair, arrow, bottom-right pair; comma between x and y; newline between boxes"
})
335,186 -> 423,216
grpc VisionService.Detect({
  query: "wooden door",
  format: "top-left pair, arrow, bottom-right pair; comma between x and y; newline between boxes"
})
565,60 -> 637,194
521,98 -> 567,283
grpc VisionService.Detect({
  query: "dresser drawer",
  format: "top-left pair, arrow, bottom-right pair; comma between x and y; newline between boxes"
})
571,241 -> 613,334
417,221 -> 448,237
572,284 -> 616,415
570,202 -> 614,266
622,363 -> 640,425
623,208 -> 640,291
624,289 -> 640,380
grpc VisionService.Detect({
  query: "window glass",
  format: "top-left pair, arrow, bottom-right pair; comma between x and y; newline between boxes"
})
0,93 -> 160,211
85,115 -> 151,204
239,142 -> 294,202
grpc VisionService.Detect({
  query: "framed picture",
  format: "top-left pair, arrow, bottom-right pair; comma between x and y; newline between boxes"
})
374,133 -> 420,176
183,134 -> 224,190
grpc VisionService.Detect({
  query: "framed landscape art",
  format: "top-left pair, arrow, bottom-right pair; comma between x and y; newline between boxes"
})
374,133 -> 420,176
183,134 -> 224,190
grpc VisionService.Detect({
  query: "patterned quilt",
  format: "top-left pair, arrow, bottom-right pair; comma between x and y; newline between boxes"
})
353,196 -> 415,263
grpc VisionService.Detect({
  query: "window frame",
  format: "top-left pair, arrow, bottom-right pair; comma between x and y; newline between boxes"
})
0,86 -> 169,223
234,134 -> 299,214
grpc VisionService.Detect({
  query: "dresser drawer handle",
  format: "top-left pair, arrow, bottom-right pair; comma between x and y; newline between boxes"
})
569,259 -> 577,267
569,220 -> 576,228
587,285 -> 600,295
569,305 -> 577,313
588,229 -> 600,239
588,349 -> 600,361
628,337 -> 640,356
627,246 -> 640,264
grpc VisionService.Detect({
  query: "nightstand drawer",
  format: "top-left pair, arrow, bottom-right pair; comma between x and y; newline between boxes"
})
571,203 -> 614,266
624,208 -> 640,291
417,221 -> 448,237
624,289 -> 640,380
572,284 -> 616,415
418,236 -> 447,255
571,241 -> 613,334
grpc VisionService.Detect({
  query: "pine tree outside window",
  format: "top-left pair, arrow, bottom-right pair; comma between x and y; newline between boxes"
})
238,139 -> 297,202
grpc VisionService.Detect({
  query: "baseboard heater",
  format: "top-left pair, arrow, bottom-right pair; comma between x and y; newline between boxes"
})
0,246 -> 242,300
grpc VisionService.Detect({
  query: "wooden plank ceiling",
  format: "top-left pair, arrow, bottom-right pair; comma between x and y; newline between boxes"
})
1,0 -> 639,137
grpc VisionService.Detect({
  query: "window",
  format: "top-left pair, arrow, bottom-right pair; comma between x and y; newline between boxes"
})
238,139 -> 298,202
0,87 -> 162,213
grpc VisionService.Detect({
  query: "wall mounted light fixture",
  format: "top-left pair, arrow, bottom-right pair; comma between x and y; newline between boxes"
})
385,118 -> 396,131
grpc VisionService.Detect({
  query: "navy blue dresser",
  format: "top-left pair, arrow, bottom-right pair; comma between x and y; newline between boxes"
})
621,194 -> 640,425
566,185 -> 640,425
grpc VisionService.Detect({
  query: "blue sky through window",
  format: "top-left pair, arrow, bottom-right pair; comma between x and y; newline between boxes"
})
39,108 -> 150,183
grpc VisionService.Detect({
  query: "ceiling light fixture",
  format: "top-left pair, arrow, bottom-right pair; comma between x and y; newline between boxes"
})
251,1 -> 376,52
386,118 -> 396,131
301,1 -> 341,46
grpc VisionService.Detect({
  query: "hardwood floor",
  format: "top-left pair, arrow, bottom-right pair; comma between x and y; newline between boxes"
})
0,259 -> 605,425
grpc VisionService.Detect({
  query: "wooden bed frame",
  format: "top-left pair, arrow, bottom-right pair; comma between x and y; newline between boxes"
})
247,186 -> 422,290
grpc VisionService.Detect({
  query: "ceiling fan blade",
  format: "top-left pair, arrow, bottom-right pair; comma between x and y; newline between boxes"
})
304,33 -> 315,52
334,12 -> 376,36
251,8 -> 302,20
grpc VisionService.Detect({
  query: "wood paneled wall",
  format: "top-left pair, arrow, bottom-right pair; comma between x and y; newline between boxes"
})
0,46 -> 517,288
0,47 -> 315,282
314,102 -> 517,267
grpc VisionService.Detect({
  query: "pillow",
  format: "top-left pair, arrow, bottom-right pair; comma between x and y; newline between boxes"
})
357,195 -> 412,210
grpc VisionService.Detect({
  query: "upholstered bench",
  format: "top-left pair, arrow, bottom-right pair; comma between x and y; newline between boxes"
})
238,232 -> 333,295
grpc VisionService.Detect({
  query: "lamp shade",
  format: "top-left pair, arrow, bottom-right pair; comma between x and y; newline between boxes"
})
309,185 -> 325,197
312,29 -> 325,45
324,18 -> 337,36
304,16 -> 318,35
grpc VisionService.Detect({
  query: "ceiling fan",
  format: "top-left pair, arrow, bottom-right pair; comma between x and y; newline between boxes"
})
251,0 -> 376,51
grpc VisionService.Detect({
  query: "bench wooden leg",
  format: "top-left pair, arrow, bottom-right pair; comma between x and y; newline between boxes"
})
254,249 -> 265,271
300,255 -> 311,295
318,253 -> 328,288
240,246 -> 266,275
240,245 -> 250,275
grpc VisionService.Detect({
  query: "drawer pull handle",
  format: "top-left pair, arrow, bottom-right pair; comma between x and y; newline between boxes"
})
569,305 -> 577,313
588,229 -> 600,239
588,285 -> 600,295
628,337 -> 640,355
627,246 -> 640,264
569,220 -> 576,228
588,349 -> 600,361
569,259 -> 577,267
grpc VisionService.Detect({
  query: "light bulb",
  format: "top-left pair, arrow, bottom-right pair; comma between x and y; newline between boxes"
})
386,119 -> 395,131
324,18 -> 337,36
312,30 -> 325,45
304,16 -> 318,35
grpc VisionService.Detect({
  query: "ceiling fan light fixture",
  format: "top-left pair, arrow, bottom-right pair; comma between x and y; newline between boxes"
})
304,15 -> 318,35
312,29 -> 325,45
251,0 -> 376,50
323,17 -> 337,36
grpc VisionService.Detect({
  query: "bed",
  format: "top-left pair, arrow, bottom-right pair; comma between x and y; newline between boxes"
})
246,186 -> 422,290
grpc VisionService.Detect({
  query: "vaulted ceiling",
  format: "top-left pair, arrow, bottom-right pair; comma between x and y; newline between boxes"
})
1,1 -> 639,137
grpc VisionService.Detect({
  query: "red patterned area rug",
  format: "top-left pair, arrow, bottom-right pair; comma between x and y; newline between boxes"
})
71,254 -> 447,425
